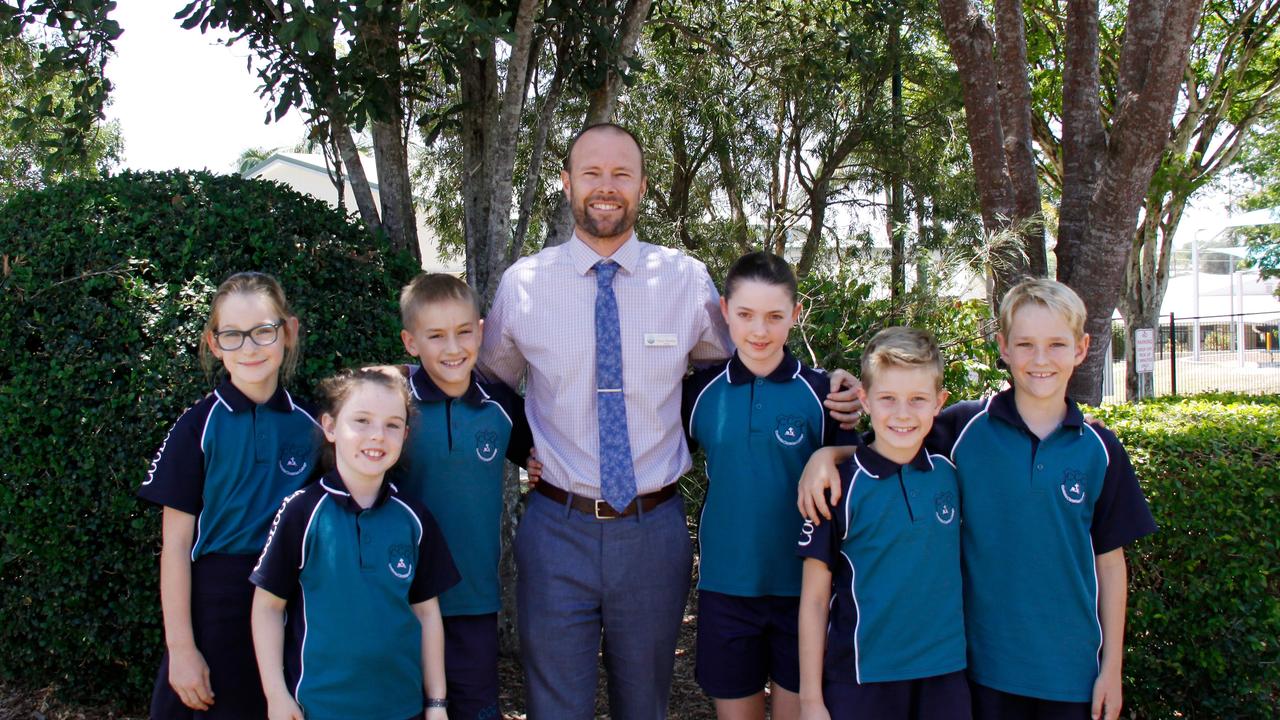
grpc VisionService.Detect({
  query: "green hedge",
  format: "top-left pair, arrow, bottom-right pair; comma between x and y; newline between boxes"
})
0,170 -> 417,707
1093,394 -> 1279,719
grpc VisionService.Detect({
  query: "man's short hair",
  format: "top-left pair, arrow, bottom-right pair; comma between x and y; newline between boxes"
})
998,278 -> 1087,340
562,123 -> 648,177
860,327 -> 945,391
399,273 -> 481,331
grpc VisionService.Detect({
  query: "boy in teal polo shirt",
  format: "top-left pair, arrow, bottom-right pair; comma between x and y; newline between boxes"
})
800,280 -> 1156,720
797,327 -> 968,720
395,273 -> 533,720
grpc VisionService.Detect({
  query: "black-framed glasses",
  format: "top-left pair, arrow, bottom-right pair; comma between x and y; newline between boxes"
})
212,320 -> 285,351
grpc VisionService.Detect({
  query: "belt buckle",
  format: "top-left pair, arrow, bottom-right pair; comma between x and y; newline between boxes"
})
594,499 -> 619,520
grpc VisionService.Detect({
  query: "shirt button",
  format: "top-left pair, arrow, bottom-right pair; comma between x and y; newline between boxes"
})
1036,464 -> 1045,471
362,534 -> 372,545
754,403 -> 763,410
755,379 -> 764,386
911,490 -> 919,498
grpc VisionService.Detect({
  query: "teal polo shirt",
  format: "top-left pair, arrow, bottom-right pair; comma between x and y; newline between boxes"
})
138,379 -> 323,559
251,472 -> 460,720
683,350 -> 843,597
932,389 -> 1156,702
797,441 -> 966,684
394,365 -> 531,616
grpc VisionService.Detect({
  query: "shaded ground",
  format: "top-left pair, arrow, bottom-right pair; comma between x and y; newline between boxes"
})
1,593 -> 717,720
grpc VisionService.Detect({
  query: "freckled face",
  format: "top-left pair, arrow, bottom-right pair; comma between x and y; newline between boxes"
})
322,383 -> 408,486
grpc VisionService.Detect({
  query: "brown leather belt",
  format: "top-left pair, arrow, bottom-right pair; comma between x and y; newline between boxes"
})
533,481 -> 678,519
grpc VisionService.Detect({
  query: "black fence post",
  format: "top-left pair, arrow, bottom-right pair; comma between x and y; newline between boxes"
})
1169,312 -> 1177,397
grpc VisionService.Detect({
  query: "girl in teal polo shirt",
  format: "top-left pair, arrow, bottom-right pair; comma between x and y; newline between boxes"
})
138,272 -> 323,719
251,366 -> 459,720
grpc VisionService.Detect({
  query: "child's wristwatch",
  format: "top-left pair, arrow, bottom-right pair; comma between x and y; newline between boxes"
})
426,698 -> 448,709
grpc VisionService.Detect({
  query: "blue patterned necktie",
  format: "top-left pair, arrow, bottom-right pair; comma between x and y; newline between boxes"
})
594,260 -> 638,512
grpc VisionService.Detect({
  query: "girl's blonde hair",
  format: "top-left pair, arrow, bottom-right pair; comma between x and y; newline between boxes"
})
199,272 -> 300,382
315,366 -> 415,473
998,278 -> 1087,339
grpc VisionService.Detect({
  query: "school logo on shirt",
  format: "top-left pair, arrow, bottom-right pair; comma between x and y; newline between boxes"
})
475,430 -> 500,462
1060,470 -> 1087,504
773,415 -> 806,447
934,491 -> 957,525
387,544 -> 414,580
278,443 -> 311,477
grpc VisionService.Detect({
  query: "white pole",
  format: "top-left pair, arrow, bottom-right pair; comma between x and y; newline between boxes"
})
1235,269 -> 1246,366
1192,231 -> 1202,361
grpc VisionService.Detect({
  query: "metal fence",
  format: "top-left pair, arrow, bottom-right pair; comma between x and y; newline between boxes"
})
1102,311 -> 1280,403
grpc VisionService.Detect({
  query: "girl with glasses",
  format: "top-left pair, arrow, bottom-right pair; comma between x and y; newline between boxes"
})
138,271 -> 324,719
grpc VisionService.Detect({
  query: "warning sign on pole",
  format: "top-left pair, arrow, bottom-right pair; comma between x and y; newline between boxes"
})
1134,328 -> 1155,374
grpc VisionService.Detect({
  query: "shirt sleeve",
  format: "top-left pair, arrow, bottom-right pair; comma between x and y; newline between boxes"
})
478,271 -> 527,390
797,463 -> 853,565
249,487 -> 315,599
927,399 -> 986,457
137,399 -> 210,515
689,265 -> 732,364
1090,428 -> 1158,554
488,381 -> 534,468
681,366 -> 722,452
408,504 -> 462,605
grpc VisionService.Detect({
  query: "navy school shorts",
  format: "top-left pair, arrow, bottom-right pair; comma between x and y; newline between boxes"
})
149,553 -> 264,720
442,612 -> 501,720
969,681 -> 1092,720
694,590 -> 801,699
823,670 -> 971,720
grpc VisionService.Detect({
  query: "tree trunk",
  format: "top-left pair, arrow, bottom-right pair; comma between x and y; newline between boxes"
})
332,119 -> 382,236
1061,0 -> 1204,404
461,45 -> 497,297
545,0 -> 655,248
994,0 -> 1047,277
371,119 -> 419,261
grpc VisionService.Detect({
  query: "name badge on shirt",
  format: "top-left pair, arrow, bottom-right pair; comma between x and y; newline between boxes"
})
644,333 -> 678,348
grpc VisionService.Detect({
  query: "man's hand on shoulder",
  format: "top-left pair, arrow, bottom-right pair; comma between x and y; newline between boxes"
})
825,369 -> 862,430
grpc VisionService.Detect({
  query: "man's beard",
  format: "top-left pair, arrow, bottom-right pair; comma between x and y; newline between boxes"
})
573,194 -> 638,240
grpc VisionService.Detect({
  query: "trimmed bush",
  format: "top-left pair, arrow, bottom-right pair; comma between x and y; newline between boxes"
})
1093,394 -> 1279,719
0,170 -> 417,708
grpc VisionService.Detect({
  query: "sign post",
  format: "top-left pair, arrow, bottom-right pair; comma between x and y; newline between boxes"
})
1134,328 -> 1155,400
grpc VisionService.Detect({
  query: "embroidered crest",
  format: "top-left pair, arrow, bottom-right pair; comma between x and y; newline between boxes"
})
475,430 -> 500,462
934,491 -> 957,525
1060,469 -> 1087,504
773,415 -> 806,446
278,443 -> 310,477
387,543 -> 414,580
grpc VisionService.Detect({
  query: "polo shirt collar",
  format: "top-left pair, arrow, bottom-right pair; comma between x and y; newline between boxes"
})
726,347 -> 801,385
408,364 -> 486,406
213,378 -> 293,414
318,470 -> 396,512
988,387 -> 1085,434
851,435 -> 934,478
568,232 -> 641,276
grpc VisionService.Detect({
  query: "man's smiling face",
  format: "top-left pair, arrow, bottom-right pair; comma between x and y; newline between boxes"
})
562,126 -> 647,250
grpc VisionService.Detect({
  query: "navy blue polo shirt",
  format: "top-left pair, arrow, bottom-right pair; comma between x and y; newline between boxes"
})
683,349 -> 844,597
138,379 -> 323,559
797,441 -> 966,685
931,388 -> 1157,702
250,472 -> 460,720
394,365 -> 531,617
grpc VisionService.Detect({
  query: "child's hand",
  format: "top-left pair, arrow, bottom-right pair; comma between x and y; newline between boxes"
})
267,691 -> 305,720
825,369 -> 863,429
797,447 -> 843,525
525,447 -> 543,488
168,644 -> 214,710
425,706 -> 449,720
1091,666 -> 1123,720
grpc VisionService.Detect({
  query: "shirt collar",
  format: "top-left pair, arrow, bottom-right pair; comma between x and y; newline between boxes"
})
318,470 -> 396,512
408,364 -> 487,406
726,347 -> 801,385
850,434 -> 934,478
988,387 -> 1085,434
213,377 -> 294,414
568,232 -> 641,276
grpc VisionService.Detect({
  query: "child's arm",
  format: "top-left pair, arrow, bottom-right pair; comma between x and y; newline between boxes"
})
798,558 -> 833,720
1092,547 -> 1128,720
251,588 -> 304,720
159,507 -> 214,711
413,598 -> 448,720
